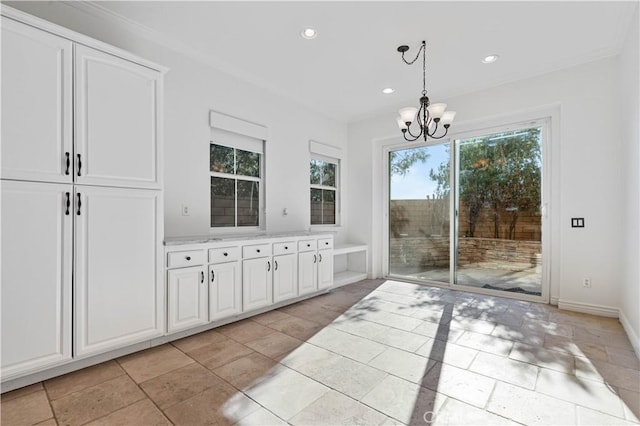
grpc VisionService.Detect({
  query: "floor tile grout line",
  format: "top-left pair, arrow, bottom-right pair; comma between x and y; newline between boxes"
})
40,380 -> 58,425
113,357 -> 176,426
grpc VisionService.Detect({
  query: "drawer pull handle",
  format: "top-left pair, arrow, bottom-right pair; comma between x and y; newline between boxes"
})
186,256 -> 191,261
325,242 -> 329,245
257,249 -> 261,253
223,252 -> 228,256
307,244 -> 311,247
284,246 -> 288,250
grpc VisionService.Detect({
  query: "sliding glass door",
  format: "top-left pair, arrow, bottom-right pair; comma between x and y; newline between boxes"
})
388,142 -> 451,283
387,123 -> 545,300
454,128 -> 543,296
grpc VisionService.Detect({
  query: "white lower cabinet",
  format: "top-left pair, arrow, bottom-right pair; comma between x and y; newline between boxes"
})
273,254 -> 298,303
242,257 -> 273,312
167,266 -> 208,333
164,235 -> 332,334
209,262 -> 241,321
1,181 -> 72,379
298,251 -> 318,296
74,186 -> 163,357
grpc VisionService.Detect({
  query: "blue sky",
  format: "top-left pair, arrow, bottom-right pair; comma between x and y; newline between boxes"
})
390,143 -> 449,200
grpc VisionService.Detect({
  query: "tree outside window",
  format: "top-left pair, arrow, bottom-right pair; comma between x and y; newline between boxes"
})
210,143 -> 262,228
310,158 -> 338,225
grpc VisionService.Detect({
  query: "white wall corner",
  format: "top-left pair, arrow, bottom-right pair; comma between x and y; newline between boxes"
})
619,308 -> 640,361
557,299 -> 620,318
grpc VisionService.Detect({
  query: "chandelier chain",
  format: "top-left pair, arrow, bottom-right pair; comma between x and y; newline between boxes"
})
400,41 -> 427,95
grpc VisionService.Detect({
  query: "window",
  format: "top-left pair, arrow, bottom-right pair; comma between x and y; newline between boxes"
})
210,143 -> 262,228
310,157 -> 338,225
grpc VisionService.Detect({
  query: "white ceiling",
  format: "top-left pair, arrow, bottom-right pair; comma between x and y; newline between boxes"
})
82,1 -> 636,123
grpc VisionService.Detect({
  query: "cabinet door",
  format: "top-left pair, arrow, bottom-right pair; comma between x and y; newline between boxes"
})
318,249 -> 334,290
242,257 -> 273,312
75,45 -> 161,189
298,251 -> 318,296
168,266 -> 208,333
74,186 -> 163,357
273,254 -> 298,303
1,181 -> 72,379
1,17 -> 73,183
209,262 -> 241,321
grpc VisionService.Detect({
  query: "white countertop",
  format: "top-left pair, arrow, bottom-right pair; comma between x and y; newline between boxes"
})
164,230 -> 334,246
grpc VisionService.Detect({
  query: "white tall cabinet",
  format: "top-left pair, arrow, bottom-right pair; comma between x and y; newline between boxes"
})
1,7 -> 166,382
1,17 -> 73,183
0,182 -> 73,378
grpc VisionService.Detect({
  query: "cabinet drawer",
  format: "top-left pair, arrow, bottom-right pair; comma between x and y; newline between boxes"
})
167,250 -> 205,268
243,243 -> 272,259
273,241 -> 296,256
318,238 -> 334,249
209,246 -> 240,264
298,239 -> 317,252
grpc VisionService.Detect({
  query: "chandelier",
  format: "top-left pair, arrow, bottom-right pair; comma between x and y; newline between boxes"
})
396,41 -> 455,141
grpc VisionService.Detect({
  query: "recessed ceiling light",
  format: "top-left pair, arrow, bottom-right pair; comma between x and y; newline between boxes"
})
482,54 -> 500,64
301,28 -> 317,39
382,88 -> 395,94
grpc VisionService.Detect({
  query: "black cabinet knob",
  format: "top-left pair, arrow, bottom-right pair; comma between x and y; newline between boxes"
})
223,252 -> 228,256
186,256 -> 191,260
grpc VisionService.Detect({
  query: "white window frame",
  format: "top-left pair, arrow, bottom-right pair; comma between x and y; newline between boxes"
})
210,142 -> 264,231
310,153 -> 340,227
209,110 -> 267,234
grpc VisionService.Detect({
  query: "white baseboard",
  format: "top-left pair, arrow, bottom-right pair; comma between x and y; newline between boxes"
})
619,309 -> 640,361
550,296 -> 559,306
557,299 -> 619,318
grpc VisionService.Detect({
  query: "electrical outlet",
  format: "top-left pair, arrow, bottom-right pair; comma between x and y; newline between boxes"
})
583,278 -> 592,288
181,205 -> 190,216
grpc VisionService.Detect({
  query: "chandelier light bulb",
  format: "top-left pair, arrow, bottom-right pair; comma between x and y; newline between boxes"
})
441,111 -> 456,126
398,107 -> 418,125
382,88 -> 395,94
427,103 -> 447,120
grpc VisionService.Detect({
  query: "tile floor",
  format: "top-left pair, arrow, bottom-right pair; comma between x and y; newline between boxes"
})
2,279 -> 639,426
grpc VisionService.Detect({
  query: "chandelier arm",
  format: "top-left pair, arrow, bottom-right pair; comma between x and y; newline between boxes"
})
426,118 -> 438,136
403,131 -> 421,142
429,126 -> 449,140
405,122 -> 423,140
